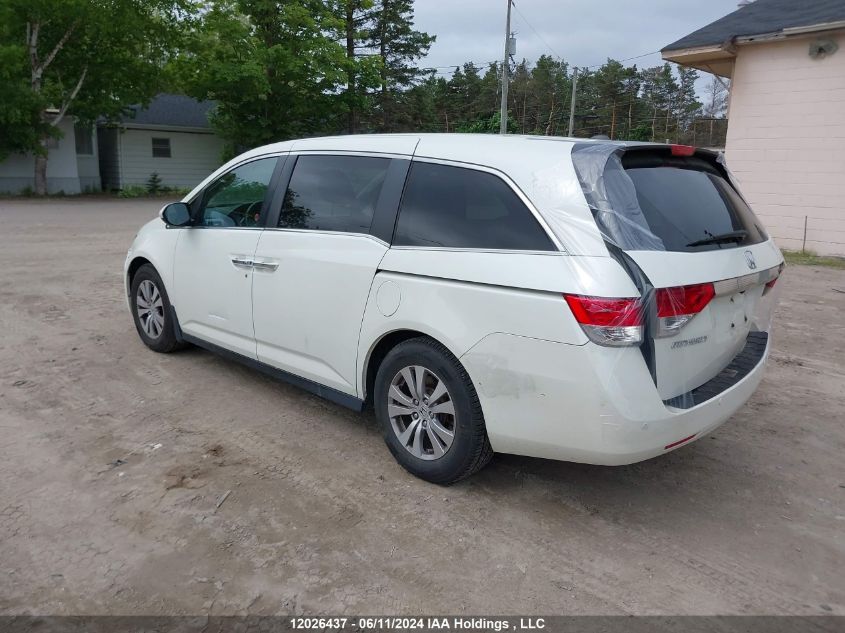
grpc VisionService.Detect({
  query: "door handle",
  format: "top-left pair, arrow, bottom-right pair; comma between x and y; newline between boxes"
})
231,256 -> 253,270
252,260 -> 279,272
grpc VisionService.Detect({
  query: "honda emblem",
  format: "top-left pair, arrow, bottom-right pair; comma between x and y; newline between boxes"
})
745,251 -> 757,270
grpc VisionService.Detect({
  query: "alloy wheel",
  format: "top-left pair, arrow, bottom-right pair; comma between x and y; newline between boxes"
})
387,365 -> 456,461
136,279 -> 165,339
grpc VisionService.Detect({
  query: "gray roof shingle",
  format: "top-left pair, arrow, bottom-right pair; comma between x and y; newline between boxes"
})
121,94 -> 216,129
663,0 -> 845,52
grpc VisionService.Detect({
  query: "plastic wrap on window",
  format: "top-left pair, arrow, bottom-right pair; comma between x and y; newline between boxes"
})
525,155 -> 615,257
525,143 -> 782,429
570,144 -> 666,252
716,150 -> 740,189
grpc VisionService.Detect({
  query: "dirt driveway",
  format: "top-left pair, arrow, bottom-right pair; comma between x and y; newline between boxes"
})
0,197 -> 843,616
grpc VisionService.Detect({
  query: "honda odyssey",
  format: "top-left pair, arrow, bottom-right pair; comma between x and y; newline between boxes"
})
125,134 -> 783,484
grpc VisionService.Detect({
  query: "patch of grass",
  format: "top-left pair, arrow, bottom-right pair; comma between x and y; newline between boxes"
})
117,185 -> 148,198
117,184 -> 191,199
782,250 -> 845,270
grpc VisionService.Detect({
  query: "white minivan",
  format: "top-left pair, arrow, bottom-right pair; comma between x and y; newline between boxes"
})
125,134 -> 783,484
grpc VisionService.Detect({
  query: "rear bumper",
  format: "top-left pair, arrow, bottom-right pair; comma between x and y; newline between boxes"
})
460,331 -> 769,465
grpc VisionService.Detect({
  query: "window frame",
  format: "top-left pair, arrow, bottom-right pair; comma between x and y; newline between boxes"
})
185,154 -> 286,230
74,122 -> 94,156
151,137 -> 172,159
263,151 -> 410,244
390,157 -> 563,254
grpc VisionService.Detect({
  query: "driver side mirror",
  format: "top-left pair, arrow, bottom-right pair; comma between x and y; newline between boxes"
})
160,202 -> 192,227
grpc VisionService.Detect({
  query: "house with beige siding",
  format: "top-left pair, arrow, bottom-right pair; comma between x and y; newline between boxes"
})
663,0 -> 845,256
98,94 -> 225,191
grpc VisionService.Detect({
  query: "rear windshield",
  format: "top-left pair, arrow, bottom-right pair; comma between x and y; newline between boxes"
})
572,145 -> 767,252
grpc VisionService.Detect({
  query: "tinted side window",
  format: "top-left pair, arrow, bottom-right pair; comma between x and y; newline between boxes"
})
279,155 -> 390,233
197,157 -> 278,228
393,162 -> 555,251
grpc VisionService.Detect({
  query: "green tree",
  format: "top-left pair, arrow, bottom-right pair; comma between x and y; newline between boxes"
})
527,55 -> 570,135
674,65 -> 702,142
509,60 -> 532,133
176,0 -> 349,154
639,63 -> 680,141
591,60 -> 631,139
456,111 -> 516,134
401,77 -> 439,131
366,0 -> 434,131
446,62 -> 483,127
340,0 -> 383,133
0,0 -> 190,195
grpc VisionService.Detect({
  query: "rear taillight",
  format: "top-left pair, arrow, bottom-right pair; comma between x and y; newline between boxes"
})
654,282 -> 715,337
564,294 -> 643,347
763,262 -> 784,294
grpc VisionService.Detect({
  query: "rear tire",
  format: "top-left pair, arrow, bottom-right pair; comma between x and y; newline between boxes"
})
130,264 -> 184,353
374,337 -> 493,484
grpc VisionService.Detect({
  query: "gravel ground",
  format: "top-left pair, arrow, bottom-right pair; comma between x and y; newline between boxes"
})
0,197 -> 843,616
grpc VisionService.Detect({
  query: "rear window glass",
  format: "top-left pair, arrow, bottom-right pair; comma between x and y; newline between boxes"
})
394,162 -> 555,251
572,146 -> 766,252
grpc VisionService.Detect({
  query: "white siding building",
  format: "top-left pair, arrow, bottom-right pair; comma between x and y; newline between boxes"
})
98,94 -> 226,191
0,118 -> 100,195
663,0 -> 845,256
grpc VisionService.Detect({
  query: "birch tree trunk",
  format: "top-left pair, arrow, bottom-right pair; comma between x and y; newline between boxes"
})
34,152 -> 48,196
27,20 -> 80,195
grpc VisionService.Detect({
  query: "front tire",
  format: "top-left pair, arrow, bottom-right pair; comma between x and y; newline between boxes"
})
374,337 -> 493,484
130,264 -> 183,353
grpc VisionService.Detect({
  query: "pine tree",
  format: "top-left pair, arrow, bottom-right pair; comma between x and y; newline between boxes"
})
146,172 -> 163,194
366,0 -> 434,131
639,64 -> 680,142
340,0 -> 383,133
674,66 -> 702,143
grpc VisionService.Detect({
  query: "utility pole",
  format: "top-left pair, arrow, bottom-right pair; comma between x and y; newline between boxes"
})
567,67 -> 578,137
499,0 -> 512,135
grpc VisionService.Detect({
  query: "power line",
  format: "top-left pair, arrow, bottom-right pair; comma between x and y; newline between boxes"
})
507,1 -> 662,72
510,1 -> 563,61
580,50 -> 663,70
423,49 -> 665,78
423,60 -> 498,70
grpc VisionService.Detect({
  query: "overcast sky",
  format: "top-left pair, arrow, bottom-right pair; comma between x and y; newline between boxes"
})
413,0 -> 742,90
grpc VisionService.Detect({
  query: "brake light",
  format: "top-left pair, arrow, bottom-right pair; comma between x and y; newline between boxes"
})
654,282 -> 715,337
564,294 -> 643,347
670,144 -> 696,157
763,262 -> 784,294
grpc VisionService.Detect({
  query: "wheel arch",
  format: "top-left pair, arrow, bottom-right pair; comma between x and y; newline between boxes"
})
126,256 -> 153,294
362,329 -> 463,406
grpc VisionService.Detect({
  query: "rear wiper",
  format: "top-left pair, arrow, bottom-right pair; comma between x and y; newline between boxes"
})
687,230 -> 748,248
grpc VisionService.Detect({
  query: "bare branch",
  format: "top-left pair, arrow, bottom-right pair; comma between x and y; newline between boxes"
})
703,65 -> 731,92
52,65 -> 87,128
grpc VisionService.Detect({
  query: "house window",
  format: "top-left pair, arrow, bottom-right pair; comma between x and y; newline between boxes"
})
74,123 -> 93,155
152,138 -> 171,158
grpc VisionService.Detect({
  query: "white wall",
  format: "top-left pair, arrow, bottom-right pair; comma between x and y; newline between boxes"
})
726,33 -> 845,256
0,119 -> 83,194
76,126 -> 101,192
118,128 -> 225,189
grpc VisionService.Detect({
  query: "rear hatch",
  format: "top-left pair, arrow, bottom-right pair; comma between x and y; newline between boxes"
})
572,144 -> 783,403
